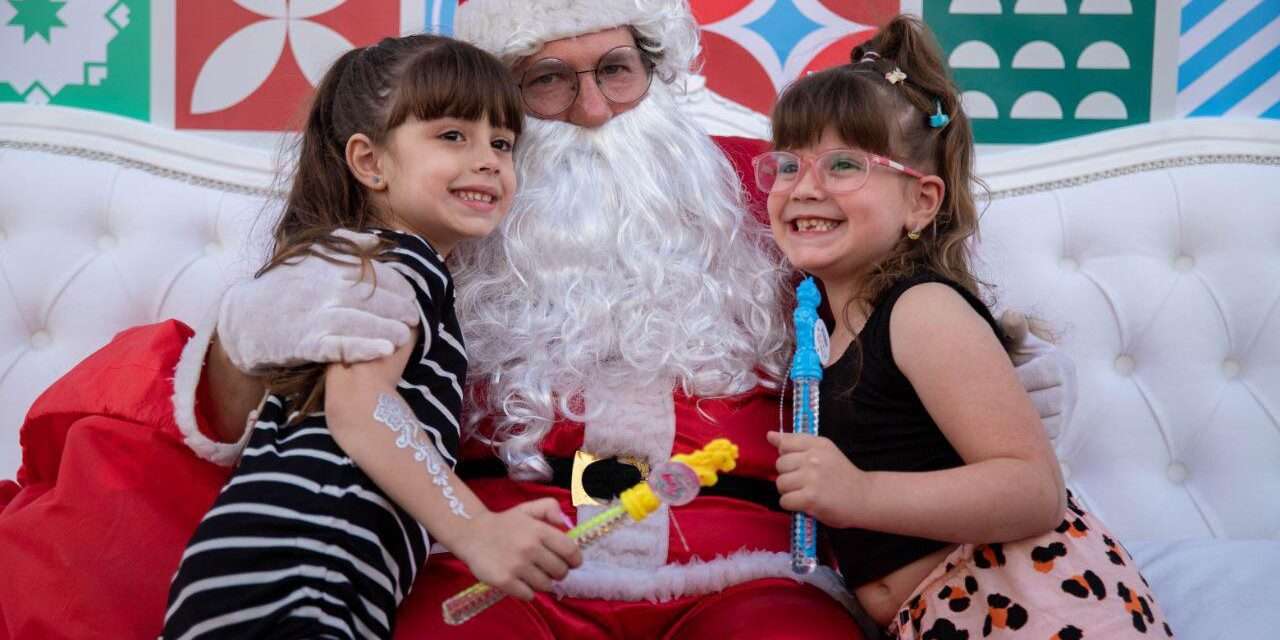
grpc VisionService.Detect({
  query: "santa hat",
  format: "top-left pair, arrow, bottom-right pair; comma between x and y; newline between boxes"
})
455,0 -> 700,81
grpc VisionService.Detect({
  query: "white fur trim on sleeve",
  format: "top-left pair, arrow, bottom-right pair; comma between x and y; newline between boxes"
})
171,306 -> 253,466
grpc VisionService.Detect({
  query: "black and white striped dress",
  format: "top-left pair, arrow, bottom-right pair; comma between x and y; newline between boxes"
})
163,230 -> 466,640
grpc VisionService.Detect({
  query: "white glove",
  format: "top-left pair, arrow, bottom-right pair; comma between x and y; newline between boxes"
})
217,229 -> 420,373
1000,310 -> 1077,441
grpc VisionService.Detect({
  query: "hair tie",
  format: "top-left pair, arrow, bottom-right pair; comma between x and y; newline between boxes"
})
855,50 -> 881,65
885,67 -> 907,84
929,98 -> 951,129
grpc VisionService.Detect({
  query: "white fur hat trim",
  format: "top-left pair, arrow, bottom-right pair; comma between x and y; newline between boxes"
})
456,0 -> 700,81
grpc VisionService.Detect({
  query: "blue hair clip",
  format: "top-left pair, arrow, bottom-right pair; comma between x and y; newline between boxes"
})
929,99 -> 950,129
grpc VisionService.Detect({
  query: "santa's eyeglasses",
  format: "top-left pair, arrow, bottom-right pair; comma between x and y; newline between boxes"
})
518,46 -> 655,118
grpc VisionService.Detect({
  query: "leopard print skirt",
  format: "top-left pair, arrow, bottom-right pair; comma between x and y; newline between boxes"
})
888,493 -> 1175,639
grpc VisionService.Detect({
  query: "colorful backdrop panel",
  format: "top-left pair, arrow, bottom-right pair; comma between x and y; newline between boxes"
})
1,0 -> 148,119
0,1 -> 1276,146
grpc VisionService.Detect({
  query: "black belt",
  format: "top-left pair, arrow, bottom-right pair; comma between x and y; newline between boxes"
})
456,456 -> 783,512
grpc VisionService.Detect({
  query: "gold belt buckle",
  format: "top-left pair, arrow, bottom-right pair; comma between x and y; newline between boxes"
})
570,450 -> 651,507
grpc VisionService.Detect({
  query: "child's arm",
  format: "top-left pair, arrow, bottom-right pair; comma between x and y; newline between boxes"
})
324,333 -> 582,600
772,283 -> 1065,544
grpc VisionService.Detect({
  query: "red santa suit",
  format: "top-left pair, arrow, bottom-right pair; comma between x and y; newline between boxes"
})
394,386 -> 858,638
0,137 -> 864,639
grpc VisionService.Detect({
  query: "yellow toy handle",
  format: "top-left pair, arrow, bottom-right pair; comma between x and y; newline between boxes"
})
619,438 -> 737,520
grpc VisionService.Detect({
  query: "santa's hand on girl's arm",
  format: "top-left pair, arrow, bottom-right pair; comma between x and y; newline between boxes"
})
217,229 -> 420,374
999,310 -> 1077,441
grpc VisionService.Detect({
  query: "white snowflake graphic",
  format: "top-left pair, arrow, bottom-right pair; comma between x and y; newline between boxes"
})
191,0 -> 354,115
0,0 -> 129,103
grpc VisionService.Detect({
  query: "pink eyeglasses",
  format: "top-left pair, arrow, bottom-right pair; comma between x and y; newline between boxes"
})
752,149 -> 925,194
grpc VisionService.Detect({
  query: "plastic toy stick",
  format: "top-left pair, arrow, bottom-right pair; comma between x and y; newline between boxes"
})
789,277 -> 824,574
441,439 -> 740,625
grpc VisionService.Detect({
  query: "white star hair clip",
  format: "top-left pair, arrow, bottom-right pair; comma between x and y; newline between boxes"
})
885,68 -> 907,85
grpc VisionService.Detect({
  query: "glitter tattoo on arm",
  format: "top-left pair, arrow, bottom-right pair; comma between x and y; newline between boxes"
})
373,393 -> 471,519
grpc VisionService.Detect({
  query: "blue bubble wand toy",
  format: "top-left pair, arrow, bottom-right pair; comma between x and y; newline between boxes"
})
789,277 -> 825,574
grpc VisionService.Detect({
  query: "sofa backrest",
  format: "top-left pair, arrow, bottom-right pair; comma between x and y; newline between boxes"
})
0,105 -> 278,478
974,119 -> 1280,542
2,104 -> 1278,543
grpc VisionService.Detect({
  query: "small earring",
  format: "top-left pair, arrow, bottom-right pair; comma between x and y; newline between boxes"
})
907,229 -> 921,240
372,175 -> 381,185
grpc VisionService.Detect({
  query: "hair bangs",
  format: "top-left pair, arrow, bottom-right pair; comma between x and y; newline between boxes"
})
388,41 -> 523,137
772,67 -> 893,156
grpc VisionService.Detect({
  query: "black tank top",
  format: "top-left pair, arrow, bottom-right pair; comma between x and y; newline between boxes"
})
820,272 -> 1004,587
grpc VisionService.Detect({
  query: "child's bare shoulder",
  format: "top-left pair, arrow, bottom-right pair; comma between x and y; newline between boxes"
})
889,282 -> 1001,366
893,281 -> 975,319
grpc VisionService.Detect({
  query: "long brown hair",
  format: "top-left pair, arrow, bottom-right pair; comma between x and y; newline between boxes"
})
771,15 -> 984,334
260,34 -> 523,417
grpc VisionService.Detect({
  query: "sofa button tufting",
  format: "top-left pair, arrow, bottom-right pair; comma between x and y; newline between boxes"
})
30,330 -> 51,350
1166,462 -> 1189,485
97,235 -> 117,250
1174,255 -> 1195,272
1059,257 -> 1079,271
1114,354 -> 1135,376
1222,359 -> 1241,379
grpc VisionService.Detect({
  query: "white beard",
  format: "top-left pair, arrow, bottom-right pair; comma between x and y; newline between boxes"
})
449,81 -> 792,479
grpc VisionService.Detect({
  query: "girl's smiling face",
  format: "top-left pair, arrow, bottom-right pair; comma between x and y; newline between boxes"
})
374,116 -> 517,256
767,126 -> 937,289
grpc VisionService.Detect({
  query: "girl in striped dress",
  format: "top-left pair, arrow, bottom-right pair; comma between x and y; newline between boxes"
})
163,35 -> 581,640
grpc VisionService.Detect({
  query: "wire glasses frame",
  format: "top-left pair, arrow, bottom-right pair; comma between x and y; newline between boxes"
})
518,45 -> 656,118
751,149 -> 926,195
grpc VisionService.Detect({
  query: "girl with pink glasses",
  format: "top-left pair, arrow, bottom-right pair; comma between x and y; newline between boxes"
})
758,15 -> 1173,640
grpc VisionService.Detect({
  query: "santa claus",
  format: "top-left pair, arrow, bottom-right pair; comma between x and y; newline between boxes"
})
0,1 -> 1072,638
394,1 -> 860,635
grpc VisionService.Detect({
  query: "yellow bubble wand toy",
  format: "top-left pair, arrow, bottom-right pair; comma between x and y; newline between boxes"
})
441,439 -> 740,625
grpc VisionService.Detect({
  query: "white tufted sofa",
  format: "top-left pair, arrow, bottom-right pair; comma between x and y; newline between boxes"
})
2,104 -> 1278,638
0,104 -> 276,481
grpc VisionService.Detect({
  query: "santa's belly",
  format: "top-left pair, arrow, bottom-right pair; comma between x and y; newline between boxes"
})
465,477 -> 792,564
453,387 -> 854,603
